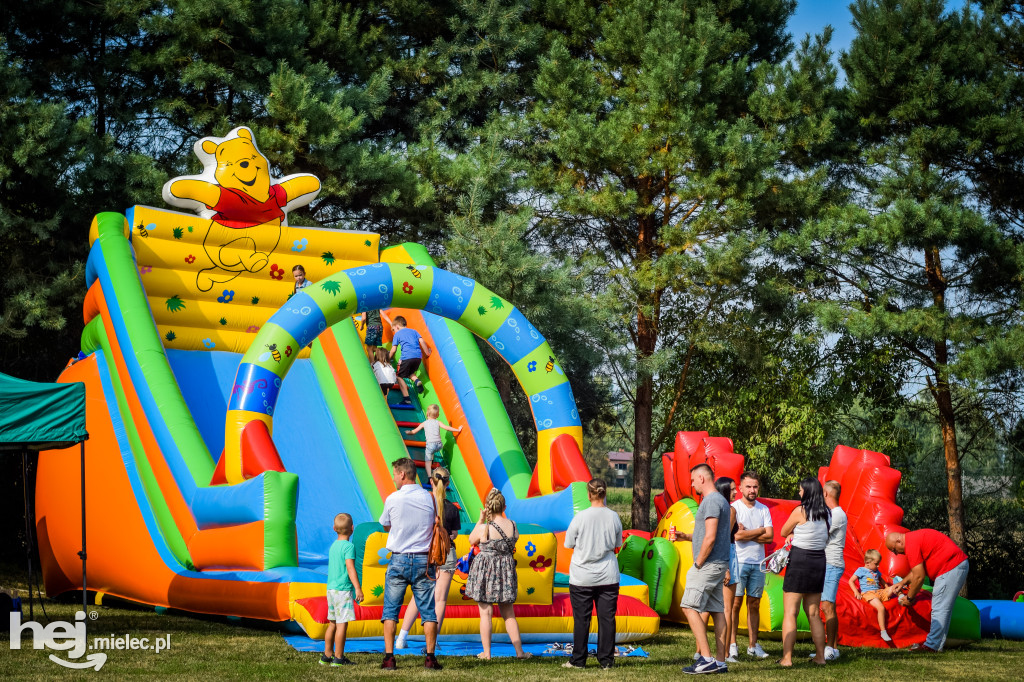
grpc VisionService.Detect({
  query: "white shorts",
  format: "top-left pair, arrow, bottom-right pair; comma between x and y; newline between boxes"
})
327,589 -> 356,623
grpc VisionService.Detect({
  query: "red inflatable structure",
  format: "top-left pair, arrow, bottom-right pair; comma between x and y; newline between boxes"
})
655,433 -> 979,647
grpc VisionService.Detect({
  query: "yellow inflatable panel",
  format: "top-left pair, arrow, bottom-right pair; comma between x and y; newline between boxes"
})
553,579 -> 649,605
358,527 -> 557,607
655,499 -> 776,632
126,205 -> 380,352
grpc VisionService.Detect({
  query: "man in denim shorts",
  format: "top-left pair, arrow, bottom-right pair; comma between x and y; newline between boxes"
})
819,480 -> 847,661
731,471 -> 773,659
379,458 -> 441,670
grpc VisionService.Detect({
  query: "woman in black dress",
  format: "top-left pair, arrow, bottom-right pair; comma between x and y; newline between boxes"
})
778,478 -> 830,667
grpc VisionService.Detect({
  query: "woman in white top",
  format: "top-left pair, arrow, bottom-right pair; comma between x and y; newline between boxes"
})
778,478 -> 830,667
563,478 -> 622,669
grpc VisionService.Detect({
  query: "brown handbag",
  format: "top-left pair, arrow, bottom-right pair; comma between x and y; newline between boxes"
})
426,496 -> 451,581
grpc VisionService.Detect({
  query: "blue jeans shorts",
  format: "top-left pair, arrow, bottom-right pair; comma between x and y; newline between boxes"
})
424,441 -> 443,465
735,562 -> 766,598
822,562 -> 845,603
382,552 -> 437,623
727,545 -> 739,586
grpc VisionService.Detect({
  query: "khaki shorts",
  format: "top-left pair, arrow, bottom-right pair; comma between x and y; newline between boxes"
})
680,561 -> 728,614
861,589 -> 892,602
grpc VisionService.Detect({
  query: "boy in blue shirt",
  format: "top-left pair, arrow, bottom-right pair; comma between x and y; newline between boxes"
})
848,549 -> 899,643
388,316 -> 431,405
321,513 -> 364,666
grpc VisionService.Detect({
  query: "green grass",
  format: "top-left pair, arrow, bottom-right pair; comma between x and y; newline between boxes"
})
4,562 -> 1024,680
605,487 -> 660,530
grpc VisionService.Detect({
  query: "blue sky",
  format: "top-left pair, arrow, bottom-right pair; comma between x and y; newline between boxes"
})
789,0 -> 971,60
790,0 -> 858,56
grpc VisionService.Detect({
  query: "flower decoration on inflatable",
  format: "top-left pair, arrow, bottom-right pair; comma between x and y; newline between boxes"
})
161,126 -> 321,292
530,555 -> 553,572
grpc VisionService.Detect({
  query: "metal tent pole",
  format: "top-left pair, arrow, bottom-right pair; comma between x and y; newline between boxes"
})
22,449 -> 34,621
77,440 -> 87,617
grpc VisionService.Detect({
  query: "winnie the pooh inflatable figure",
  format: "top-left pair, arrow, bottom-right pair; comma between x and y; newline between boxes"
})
162,126 -> 320,291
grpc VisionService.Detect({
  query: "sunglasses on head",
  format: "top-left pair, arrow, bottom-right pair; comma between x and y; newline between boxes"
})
434,474 -> 450,484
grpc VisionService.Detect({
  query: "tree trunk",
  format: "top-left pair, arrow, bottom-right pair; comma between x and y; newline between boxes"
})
630,208 -> 660,532
924,246 -> 967,596
631,370 -> 653,531
933,381 -> 965,544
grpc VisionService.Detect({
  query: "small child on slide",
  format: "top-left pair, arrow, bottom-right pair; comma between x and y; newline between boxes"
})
849,549 -> 902,643
292,264 -> 313,292
371,347 -> 397,395
388,316 -> 430,405
405,404 -> 462,473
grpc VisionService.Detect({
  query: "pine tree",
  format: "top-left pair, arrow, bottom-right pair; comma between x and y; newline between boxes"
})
786,0 -> 1024,554
443,119 -> 612,459
0,36 -> 91,378
523,0 -> 834,529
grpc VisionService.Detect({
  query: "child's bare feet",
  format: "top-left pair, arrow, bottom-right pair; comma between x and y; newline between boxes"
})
476,652 -> 491,660
516,652 -> 533,660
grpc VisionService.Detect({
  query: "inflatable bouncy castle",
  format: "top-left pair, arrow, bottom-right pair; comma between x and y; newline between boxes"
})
649,433 -> 981,647
34,127 -> 659,642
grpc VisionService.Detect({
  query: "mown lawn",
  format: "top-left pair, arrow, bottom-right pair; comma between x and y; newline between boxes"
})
605,487 -> 660,530
3,562 -> 1024,680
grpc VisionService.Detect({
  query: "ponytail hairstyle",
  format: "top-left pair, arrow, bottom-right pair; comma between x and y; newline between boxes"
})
715,477 -> 735,502
431,466 -> 449,515
484,488 -> 506,522
586,478 -> 608,500
799,478 -> 830,524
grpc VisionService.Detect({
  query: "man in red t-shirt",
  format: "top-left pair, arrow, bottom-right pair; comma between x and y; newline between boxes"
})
885,529 -> 969,653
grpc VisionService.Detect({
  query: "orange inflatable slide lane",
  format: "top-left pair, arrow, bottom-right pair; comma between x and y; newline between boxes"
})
36,357 -> 295,619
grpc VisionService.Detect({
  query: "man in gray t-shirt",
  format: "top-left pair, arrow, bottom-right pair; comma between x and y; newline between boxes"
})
692,490 -> 732,565
819,480 -> 848,661
675,463 -> 731,674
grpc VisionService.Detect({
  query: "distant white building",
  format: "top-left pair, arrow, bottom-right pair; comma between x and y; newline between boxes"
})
607,450 -> 633,487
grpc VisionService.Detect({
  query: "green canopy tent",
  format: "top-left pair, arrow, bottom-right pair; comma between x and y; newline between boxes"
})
0,372 -> 88,618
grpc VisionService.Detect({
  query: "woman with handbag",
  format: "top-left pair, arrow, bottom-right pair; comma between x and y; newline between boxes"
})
396,467 -> 462,650
465,488 -> 531,660
778,478 -> 831,667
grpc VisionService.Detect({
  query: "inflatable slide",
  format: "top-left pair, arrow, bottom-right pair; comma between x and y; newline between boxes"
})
648,433 -> 980,647
35,127 -> 658,642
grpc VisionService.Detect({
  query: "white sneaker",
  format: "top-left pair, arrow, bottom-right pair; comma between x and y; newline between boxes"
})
729,643 -> 739,658
809,647 -> 838,660
395,632 -> 409,649
726,654 -> 739,663
748,643 -> 769,659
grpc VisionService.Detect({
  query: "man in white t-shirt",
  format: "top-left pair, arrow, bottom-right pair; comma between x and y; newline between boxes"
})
730,471 -> 773,659
378,458 -> 441,670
